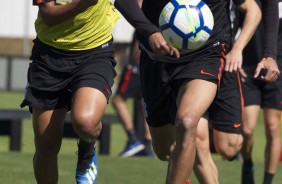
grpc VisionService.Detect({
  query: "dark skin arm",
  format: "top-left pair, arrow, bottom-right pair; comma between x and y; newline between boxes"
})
38,0 -> 97,27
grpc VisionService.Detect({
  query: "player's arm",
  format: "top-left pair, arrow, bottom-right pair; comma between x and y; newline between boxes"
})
114,0 -> 180,58
225,0 -> 261,72
34,0 -> 97,27
253,0 -> 280,82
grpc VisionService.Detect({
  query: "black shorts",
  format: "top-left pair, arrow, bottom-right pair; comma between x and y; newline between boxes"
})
241,66 -> 282,110
115,64 -> 142,99
140,43 -> 225,127
205,71 -> 243,134
21,39 -> 117,110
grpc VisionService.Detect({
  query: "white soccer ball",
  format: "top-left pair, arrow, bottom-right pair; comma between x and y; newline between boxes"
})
159,0 -> 214,50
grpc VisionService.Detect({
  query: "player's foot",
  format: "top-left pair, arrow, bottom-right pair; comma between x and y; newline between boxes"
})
241,160 -> 254,184
119,140 -> 145,158
76,141 -> 98,184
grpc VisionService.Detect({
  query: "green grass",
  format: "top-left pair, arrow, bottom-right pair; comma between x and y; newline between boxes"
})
0,91 -> 282,183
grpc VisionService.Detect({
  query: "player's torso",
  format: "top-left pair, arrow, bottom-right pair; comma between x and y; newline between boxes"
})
35,0 -> 119,51
140,0 -> 232,52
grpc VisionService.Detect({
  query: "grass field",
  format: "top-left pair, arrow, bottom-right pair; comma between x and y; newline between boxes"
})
0,91 -> 281,184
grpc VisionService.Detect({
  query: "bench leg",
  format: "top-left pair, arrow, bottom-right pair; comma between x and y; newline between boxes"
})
10,120 -> 22,151
98,124 -> 111,155
133,98 -> 145,141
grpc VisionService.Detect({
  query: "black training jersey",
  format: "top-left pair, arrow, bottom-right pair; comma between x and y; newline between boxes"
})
138,0 -> 244,59
115,0 -> 245,63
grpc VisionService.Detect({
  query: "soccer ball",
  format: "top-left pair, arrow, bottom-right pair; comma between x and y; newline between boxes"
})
159,0 -> 214,50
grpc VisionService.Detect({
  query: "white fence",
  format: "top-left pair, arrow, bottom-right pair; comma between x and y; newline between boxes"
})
0,56 -> 29,91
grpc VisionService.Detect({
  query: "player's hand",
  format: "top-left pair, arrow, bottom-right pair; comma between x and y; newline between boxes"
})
224,47 -> 243,73
254,57 -> 280,82
148,32 -> 180,58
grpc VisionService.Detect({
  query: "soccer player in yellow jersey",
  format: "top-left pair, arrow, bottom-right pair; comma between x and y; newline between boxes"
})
21,0 -> 119,183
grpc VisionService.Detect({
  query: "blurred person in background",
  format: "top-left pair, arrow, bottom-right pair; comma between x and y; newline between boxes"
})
192,0 -> 262,183
238,0 -> 281,184
112,32 -> 153,157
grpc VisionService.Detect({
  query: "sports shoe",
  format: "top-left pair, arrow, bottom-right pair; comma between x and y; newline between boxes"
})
119,140 -> 145,158
76,142 -> 98,184
134,149 -> 155,158
241,161 -> 254,184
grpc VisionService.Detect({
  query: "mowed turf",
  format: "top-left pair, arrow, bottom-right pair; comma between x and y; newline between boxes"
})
0,91 -> 281,183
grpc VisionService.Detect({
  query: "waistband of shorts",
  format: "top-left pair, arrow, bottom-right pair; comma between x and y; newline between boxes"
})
139,41 -> 224,64
31,38 -> 115,60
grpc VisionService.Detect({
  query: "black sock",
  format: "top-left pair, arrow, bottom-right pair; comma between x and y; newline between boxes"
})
78,139 -> 95,154
263,172 -> 274,184
77,139 -> 95,173
243,158 -> 253,167
126,129 -> 138,143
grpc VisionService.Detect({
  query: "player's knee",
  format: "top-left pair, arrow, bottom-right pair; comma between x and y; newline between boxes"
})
218,147 -> 240,160
267,123 -> 281,140
154,151 -> 170,161
242,126 -> 254,139
152,144 -> 171,161
176,115 -> 198,133
72,114 -> 102,139
217,136 -> 243,160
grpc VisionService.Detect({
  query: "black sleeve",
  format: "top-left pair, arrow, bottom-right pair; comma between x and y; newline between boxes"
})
261,0 -> 279,60
232,0 -> 245,6
114,0 -> 160,40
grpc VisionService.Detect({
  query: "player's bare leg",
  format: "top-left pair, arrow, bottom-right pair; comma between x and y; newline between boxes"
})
193,118 -> 219,184
213,130 -> 243,160
72,87 -> 106,140
166,79 -> 217,184
72,87 -> 107,183
33,108 -> 67,184
112,95 -> 134,133
263,108 -> 281,183
241,105 -> 260,184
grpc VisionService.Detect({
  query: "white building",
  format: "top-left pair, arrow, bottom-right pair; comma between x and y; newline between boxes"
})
0,0 -> 134,42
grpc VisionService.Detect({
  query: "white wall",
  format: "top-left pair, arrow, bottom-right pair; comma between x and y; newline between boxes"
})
0,0 -> 134,43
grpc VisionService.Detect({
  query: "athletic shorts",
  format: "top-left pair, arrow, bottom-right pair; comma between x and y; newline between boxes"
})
205,71 -> 243,134
20,38 -> 117,110
140,43 -> 225,127
241,66 -> 282,110
115,64 -> 142,99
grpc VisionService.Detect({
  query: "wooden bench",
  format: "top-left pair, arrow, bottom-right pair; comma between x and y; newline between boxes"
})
0,100 -> 145,155
0,110 -> 31,151
0,109 -> 120,155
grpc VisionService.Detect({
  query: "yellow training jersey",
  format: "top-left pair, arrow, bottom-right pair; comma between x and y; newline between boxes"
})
34,0 -> 120,50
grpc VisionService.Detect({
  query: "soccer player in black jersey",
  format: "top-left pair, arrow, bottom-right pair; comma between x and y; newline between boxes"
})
191,0 -> 263,183
21,0 -> 119,183
238,1 -> 281,184
114,0 -> 260,183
